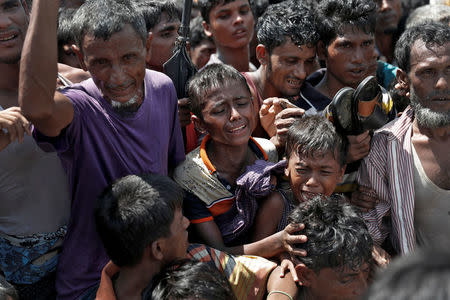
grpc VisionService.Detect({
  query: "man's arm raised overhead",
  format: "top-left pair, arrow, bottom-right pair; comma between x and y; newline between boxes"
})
19,0 -> 73,137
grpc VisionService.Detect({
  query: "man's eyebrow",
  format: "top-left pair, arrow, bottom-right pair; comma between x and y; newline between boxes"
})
2,0 -> 19,7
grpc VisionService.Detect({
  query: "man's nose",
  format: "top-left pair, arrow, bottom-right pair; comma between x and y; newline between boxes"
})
0,14 -> 13,29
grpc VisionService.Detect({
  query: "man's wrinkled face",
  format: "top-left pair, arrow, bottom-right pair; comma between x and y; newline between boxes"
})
307,263 -> 370,300
79,24 -> 148,111
147,12 -> 180,72
408,40 -> 450,128
324,27 -> 377,90
375,0 -> 402,34
265,39 -> 317,98
0,0 -> 28,64
285,149 -> 345,203
203,0 -> 254,49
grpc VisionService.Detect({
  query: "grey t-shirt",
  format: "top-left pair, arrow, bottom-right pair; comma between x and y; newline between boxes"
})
0,105 -> 70,236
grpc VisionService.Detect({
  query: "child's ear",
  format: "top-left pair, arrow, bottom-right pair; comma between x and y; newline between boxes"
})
295,264 -> 315,287
150,240 -> 164,261
338,164 -> 346,183
192,115 -> 207,134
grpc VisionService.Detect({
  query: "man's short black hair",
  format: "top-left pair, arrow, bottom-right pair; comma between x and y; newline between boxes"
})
198,0 -> 255,24
395,21 -> 450,73
364,249 -> 450,300
288,195 -> 373,273
94,174 -> 183,267
133,0 -> 181,32
317,0 -> 376,47
285,115 -> 346,167
189,15 -> 213,49
188,63 -> 251,120
150,259 -> 236,300
72,0 -> 147,48
256,1 -> 319,54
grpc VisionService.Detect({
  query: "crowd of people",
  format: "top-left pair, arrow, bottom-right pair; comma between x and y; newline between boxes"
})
0,0 -> 449,299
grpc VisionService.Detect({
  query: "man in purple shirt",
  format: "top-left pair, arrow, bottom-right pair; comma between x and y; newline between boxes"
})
18,0 -> 185,299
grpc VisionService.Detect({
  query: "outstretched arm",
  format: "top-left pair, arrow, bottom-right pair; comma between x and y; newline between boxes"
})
19,0 -> 73,137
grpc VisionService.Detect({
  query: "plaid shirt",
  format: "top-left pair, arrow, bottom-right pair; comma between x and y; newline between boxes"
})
357,107 -> 416,254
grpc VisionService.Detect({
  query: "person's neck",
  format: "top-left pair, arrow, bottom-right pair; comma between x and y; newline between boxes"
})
114,261 -> 161,300
315,71 -> 342,100
0,63 -> 20,93
208,140 -> 251,179
375,31 -> 394,63
413,119 -> 450,142
252,66 -> 283,99
216,45 -> 250,72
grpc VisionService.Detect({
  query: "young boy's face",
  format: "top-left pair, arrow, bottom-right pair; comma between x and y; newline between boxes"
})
160,208 -> 190,263
194,80 -> 255,147
285,149 -> 345,203
203,0 -> 254,49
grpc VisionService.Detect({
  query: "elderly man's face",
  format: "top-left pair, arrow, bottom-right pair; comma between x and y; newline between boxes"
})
0,0 -> 28,64
408,40 -> 450,128
375,0 -> 402,34
78,24 -> 149,111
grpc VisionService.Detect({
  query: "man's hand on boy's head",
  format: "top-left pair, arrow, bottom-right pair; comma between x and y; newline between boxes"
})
260,97 -> 299,137
271,107 -> 305,151
346,130 -> 371,163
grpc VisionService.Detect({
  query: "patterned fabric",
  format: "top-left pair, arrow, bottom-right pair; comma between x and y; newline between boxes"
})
216,160 -> 290,245
174,135 -> 278,212
357,106 -> 416,254
187,244 -> 277,300
0,226 -> 66,284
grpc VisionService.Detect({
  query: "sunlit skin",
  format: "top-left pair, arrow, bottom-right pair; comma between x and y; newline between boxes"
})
285,150 -> 345,203
74,24 -> 150,106
317,27 -> 377,99
146,12 -> 180,72
0,0 -> 28,64
264,39 -> 317,98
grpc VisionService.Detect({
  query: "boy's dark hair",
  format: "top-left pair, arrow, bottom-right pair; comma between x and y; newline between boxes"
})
0,277 -> 18,300
317,0 -> 376,47
256,1 -> 319,54
364,249 -> 450,300
198,0 -> 255,24
188,63 -> 251,120
288,195 -> 373,273
285,115 -> 346,167
72,0 -> 147,48
150,259 -> 237,300
57,8 -> 77,59
94,173 -> 183,267
133,0 -> 181,32
395,21 -> 450,73
189,15 -> 213,49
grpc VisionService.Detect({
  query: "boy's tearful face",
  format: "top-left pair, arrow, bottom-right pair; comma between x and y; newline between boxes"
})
285,149 -> 345,203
